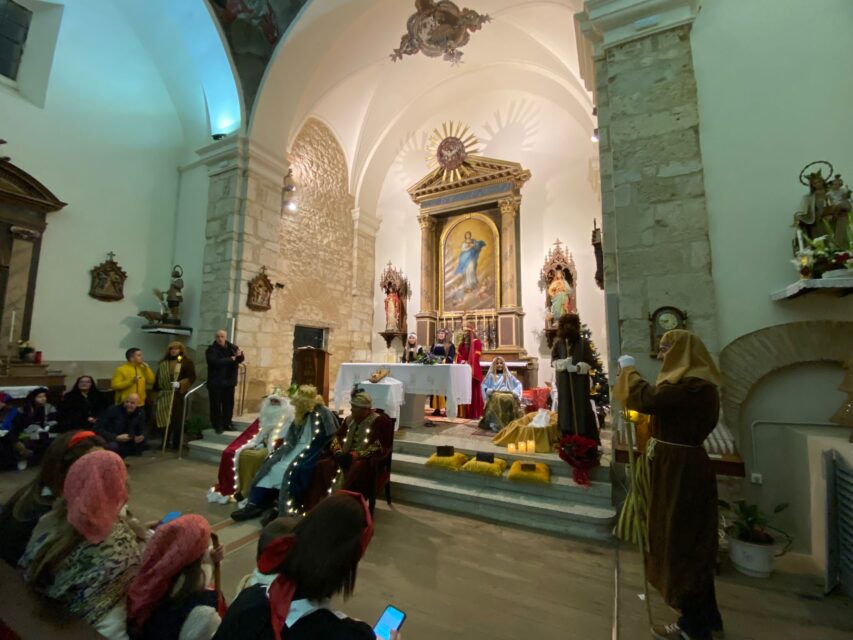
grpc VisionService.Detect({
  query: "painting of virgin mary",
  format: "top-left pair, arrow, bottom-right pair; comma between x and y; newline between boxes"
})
442,215 -> 498,312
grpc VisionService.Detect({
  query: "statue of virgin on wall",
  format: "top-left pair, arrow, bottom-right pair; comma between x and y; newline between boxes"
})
384,284 -> 402,331
547,269 -> 573,324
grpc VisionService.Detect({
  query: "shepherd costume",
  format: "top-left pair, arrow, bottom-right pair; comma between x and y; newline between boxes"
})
231,386 -> 337,521
154,342 -> 197,450
302,390 -> 394,510
615,330 -> 723,640
479,357 -> 523,432
456,325 -> 484,419
551,328 -> 599,444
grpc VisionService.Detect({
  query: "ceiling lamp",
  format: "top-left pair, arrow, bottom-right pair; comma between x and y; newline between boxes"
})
282,169 -> 297,212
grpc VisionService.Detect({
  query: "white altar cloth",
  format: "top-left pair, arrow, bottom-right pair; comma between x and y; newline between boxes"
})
356,378 -> 405,427
334,364 -> 471,423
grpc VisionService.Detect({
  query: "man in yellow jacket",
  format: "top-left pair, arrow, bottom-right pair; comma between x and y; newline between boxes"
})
111,347 -> 155,405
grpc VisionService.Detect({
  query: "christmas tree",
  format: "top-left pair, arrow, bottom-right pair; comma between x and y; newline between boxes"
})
830,356 -> 853,442
581,323 -> 610,423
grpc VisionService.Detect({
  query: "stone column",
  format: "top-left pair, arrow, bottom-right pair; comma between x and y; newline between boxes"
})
577,0 -> 717,381
351,208 -> 380,361
498,198 -> 520,308
415,213 -> 437,346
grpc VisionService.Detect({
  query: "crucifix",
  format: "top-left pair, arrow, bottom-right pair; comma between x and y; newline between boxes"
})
107,251 -> 116,262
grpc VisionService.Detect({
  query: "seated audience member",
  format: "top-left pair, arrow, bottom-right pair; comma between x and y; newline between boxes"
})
233,517 -> 291,596
303,390 -> 393,511
0,430 -> 104,567
58,375 -> 109,432
128,514 -> 222,640
19,450 -> 145,639
479,357 -> 523,432
96,393 -> 147,457
0,392 -> 27,471
14,387 -> 59,464
214,492 -> 385,640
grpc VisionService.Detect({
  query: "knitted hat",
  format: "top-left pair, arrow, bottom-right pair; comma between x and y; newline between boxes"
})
63,449 -> 128,543
127,514 -> 211,627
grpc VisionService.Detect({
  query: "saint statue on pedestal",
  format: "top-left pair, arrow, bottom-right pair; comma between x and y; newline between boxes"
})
384,285 -> 402,332
547,269 -> 573,323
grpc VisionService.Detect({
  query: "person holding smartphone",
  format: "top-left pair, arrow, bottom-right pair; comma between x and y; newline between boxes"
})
213,491 -> 402,640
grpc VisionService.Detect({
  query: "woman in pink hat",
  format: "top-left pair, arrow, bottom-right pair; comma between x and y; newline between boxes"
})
19,449 -> 145,638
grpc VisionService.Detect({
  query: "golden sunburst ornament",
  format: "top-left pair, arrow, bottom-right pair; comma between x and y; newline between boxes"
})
426,121 -> 480,182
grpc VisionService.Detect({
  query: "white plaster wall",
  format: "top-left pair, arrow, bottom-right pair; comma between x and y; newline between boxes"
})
371,90 -> 604,384
741,362 -> 847,557
692,0 -> 853,349
1,0 -> 189,362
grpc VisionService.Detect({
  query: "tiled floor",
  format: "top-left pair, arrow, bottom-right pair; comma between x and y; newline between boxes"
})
1,452 -> 851,639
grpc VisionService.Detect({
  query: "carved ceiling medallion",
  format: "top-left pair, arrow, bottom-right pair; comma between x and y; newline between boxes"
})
391,1 -> 491,65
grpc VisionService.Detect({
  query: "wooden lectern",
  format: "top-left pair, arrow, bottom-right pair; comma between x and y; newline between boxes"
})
293,347 -> 330,403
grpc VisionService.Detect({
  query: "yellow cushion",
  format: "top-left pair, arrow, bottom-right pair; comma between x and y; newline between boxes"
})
425,452 -> 469,471
461,457 -> 508,478
507,460 -> 551,485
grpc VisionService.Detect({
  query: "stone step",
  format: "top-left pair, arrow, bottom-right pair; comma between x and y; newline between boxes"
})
186,440 -> 226,465
390,452 -> 611,506
201,430 -> 243,446
392,437 -> 611,483
388,472 -> 617,541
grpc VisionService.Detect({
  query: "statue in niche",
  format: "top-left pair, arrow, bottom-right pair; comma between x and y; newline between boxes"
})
539,240 -> 578,347
89,251 -> 127,302
547,269 -> 573,323
378,262 -> 411,347
384,285 -> 402,331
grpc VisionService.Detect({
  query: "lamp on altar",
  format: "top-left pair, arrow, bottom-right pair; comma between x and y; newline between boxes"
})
527,439 -> 537,454
507,443 -> 517,453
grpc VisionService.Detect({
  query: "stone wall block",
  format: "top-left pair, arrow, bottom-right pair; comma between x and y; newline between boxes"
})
646,274 -> 716,316
610,106 -> 699,144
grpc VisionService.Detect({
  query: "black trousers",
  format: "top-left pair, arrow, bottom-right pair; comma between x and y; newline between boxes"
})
209,385 -> 236,430
678,580 -> 722,639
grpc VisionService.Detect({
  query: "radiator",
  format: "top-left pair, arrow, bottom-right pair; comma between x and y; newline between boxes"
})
824,450 -> 853,597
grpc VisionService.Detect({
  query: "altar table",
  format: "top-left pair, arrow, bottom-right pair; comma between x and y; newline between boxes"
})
334,363 -> 472,427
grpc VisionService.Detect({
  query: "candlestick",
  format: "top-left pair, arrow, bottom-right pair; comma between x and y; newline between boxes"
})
8,310 -> 14,343
796,230 -> 805,254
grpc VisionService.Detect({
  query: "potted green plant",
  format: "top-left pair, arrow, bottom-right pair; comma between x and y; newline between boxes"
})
719,500 -> 792,578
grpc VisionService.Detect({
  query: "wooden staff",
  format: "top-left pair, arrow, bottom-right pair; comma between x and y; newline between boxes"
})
623,409 -> 653,627
162,355 -> 183,453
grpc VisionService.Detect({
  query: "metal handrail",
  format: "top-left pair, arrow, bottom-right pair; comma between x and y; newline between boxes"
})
178,381 -> 207,459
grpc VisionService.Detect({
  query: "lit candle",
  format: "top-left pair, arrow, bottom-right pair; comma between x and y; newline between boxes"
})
507,443 -> 517,453
517,441 -> 527,453
8,310 -> 14,343
527,439 -> 537,454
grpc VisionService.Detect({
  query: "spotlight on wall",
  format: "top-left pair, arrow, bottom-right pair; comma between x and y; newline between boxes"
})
281,168 -> 298,213
591,128 -> 600,143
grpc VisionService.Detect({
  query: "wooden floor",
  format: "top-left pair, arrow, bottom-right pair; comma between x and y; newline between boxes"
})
1,452 -> 851,639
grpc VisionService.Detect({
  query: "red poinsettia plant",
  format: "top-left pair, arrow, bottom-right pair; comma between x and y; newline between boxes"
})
557,434 -> 600,487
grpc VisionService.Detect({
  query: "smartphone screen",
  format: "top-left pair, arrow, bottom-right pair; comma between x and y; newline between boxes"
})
161,511 -> 182,525
373,605 -> 406,640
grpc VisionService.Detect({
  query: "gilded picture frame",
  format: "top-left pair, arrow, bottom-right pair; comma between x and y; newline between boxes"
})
438,212 -> 500,314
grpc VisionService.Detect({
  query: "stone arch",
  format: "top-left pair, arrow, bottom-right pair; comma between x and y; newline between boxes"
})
720,320 -> 853,432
